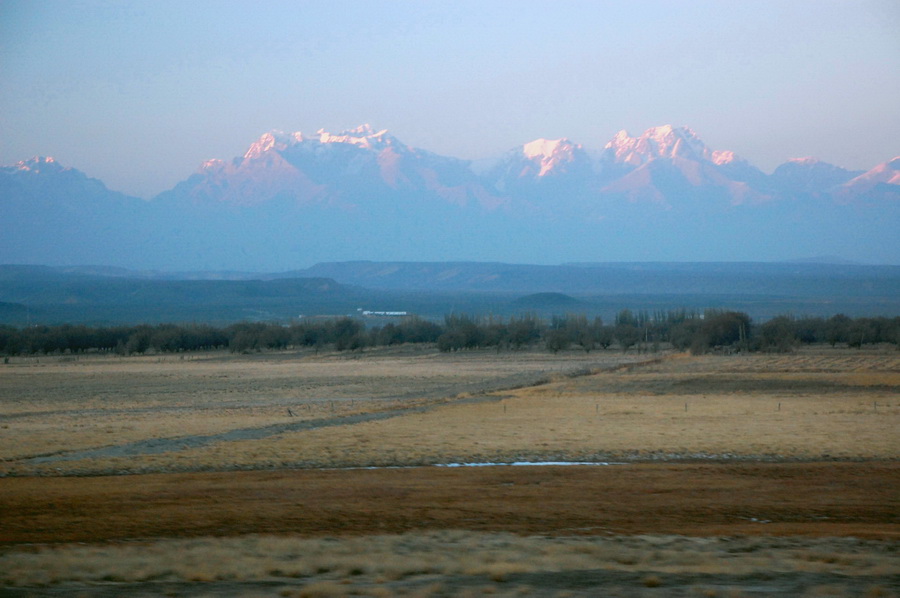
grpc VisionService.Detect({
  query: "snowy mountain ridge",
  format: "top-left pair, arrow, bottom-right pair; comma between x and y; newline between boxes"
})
2,123 -> 898,270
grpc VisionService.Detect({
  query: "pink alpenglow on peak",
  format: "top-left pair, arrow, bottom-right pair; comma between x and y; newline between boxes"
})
839,157 -> 900,193
522,138 -> 573,159
711,150 -> 742,166
169,123 -> 501,210
521,138 -> 583,176
14,156 -> 66,174
604,125 -> 728,166
238,125 -> 395,161
317,124 -> 392,149
200,159 -> 225,171
869,157 -> 900,183
243,131 -> 304,160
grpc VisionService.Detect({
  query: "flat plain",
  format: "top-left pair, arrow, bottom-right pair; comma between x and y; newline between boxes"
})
1,345 -> 898,596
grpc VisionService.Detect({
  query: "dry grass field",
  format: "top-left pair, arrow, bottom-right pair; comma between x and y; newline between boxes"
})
2,531 -> 897,597
0,347 -> 635,473
1,344 -> 898,596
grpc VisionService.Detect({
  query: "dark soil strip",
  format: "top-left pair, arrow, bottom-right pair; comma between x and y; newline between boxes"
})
1,462 -> 897,544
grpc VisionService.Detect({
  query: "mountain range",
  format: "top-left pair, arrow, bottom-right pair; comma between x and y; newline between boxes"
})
2,124 -> 898,270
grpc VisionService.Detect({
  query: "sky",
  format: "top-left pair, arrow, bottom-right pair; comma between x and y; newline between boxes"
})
1,0 -> 898,199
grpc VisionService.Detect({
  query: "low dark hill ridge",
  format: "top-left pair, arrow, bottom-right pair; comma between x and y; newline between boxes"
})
0,266 -> 365,325
1,262 -> 899,326
294,260 -> 900,297
511,292 -> 583,312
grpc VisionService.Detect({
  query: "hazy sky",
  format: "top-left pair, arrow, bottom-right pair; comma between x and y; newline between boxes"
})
1,0 -> 898,198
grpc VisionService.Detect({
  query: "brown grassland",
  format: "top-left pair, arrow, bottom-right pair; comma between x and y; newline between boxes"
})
0,345 -> 898,596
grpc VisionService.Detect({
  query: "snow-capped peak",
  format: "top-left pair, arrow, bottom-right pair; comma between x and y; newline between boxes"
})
787,157 -> 821,165
832,156 -> 900,201
519,138 -> 584,177
522,138 -> 574,159
15,156 -> 64,173
855,156 -> 900,184
317,124 -> 392,149
240,125 -> 399,160
243,130 -> 304,159
603,124 -> 743,167
240,125 -> 395,159
645,124 -> 683,145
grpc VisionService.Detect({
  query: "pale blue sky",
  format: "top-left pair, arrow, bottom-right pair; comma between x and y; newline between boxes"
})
1,0 -> 898,198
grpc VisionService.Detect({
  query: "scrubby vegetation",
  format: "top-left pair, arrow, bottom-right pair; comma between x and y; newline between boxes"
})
0,311 -> 898,356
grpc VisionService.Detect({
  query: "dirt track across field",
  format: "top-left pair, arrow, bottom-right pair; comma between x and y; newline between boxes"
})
2,462 -> 897,544
2,347 -> 899,596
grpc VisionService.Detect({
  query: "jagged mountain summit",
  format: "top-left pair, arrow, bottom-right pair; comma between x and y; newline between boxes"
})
0,156 -> 145,224
1,124 -> 898,270
501,137 -> 592,179
0,156 -> 155,268
595,126 -> 771,205
833,157 -> 900,203
161,124 -> 499,210
158,123 -> 896,210
602,125 -> 735,166
1,156 -> 130,203
484,137 -> 595,201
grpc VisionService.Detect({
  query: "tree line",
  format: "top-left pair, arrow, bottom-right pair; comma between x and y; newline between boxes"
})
0,311 -> 898,357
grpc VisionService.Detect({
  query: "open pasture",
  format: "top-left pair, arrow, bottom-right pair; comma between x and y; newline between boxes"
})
0,347 -> 634,474
1,345 -> 898,596
2,345 -> 895,474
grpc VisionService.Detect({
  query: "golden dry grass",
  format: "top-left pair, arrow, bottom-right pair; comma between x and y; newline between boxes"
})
2,346 -> 897,475
1,346 -> 898,597
0,347 -> 646,474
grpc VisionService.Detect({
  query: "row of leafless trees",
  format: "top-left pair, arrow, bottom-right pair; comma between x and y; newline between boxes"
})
1,311 -> 897,356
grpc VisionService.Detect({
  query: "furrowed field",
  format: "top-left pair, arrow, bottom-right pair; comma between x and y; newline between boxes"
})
1,345 -> 898,597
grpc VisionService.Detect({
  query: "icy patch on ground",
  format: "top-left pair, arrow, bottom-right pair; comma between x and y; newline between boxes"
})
436,461 -> 623,467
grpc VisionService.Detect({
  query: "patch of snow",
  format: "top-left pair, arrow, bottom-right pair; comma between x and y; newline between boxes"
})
243,131 -> 292,159
200,159 -> 225,170
787,156 -> 821,165
522,138 -> 564,160
15,156 -> 63,173
520,138 -> 582,176
318,124 -> 392,149
712,150 -> 742,165
603,125 -> 726,166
